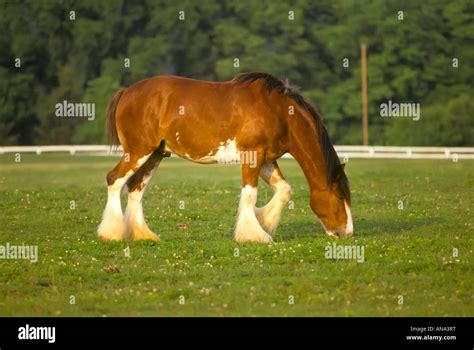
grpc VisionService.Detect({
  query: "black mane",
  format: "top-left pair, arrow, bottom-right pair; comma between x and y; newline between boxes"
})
234,72 -> 350,203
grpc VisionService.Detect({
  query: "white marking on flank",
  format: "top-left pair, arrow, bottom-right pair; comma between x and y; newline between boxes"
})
192,139 -> 240,164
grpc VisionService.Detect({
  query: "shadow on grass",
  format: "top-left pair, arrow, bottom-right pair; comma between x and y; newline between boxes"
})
276,216 -> 447,241
355,216 -> 447,237
276,219 -> 324,241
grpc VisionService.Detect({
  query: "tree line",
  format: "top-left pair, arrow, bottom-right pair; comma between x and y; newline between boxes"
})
1,0 -> 473,146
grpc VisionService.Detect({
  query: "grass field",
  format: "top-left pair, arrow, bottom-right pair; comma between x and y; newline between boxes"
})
0,153 -> 472,316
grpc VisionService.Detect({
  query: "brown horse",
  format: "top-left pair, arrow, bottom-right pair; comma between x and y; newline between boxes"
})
98,72 -> 352,243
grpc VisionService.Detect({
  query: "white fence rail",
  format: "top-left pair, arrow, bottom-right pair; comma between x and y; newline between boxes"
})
0,145 -> 116,155
331,146 -> 474,159
1,145 -> 474,159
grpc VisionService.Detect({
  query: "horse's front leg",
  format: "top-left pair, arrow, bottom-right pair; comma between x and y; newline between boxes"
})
255,161 -> 291,235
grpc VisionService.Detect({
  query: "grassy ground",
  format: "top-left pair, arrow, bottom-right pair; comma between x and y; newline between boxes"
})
0,153 -> 472,316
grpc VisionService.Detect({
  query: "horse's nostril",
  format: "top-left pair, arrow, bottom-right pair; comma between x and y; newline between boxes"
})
340,227 -> 353,237
326,228 -> 348,238
336,228 -> 353,237
326,230 -> 339,238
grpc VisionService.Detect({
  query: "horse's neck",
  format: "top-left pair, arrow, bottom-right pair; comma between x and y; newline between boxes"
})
288,116 -> 329,192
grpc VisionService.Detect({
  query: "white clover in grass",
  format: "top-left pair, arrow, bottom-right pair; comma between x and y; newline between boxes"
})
124,246 -> 130,258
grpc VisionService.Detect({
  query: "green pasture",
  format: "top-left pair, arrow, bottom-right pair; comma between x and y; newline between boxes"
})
0,154 -> 472,316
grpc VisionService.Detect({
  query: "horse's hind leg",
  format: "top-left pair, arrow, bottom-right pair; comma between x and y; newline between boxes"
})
97,152 -> 152,241
255,161 -> 291,235
234,150 -> 273,244
125,150 -> 165,241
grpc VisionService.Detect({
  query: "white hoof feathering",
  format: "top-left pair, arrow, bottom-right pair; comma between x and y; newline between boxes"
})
97,211 -> 126,241
255,180 -> 291,234
98,153 -> 153,241
234,185 -> 273,244
125,190 -> 159,241
125,164 -> 160,241
97,177 -> 128,241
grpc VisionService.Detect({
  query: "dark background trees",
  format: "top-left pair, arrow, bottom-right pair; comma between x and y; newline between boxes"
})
1,0 -> 472,146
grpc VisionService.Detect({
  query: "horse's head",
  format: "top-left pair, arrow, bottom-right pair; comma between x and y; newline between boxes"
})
310,164 -> 353,237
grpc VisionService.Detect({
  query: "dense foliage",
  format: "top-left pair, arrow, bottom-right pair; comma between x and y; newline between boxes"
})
1,0 -> 473,145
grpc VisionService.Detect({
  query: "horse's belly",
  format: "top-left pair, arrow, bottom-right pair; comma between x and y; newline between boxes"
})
165,139 -> 242,165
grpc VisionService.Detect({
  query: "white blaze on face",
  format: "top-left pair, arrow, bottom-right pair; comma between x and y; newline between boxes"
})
321,201 -> 353,237
344,201 -> 353,236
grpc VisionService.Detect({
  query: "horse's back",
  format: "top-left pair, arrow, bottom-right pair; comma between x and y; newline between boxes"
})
114,74 -> 288,159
